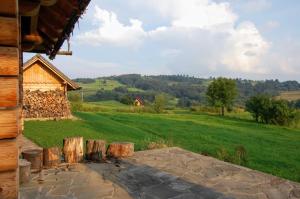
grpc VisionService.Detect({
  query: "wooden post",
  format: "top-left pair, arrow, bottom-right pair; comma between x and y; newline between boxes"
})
63,137 -> 83,163
0,1 -> 20,198
43,147 -> 61,168
107,142 -> 134,158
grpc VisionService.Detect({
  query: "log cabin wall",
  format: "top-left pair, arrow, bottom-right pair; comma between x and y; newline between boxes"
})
0,0 -> 21,198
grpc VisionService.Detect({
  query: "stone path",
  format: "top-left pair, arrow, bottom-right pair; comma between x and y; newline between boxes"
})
18,134 -> 42,152
20,147 -> 300,199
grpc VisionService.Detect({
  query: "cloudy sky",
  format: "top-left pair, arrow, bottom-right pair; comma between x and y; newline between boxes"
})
25,0 -> 300,81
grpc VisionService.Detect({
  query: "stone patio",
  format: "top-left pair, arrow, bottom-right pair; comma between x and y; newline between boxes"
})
20,147 -> 300,199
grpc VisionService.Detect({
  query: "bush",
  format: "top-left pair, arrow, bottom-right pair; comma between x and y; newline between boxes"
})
153,94 -> 167,113
120,95 -> 133,105
246,95 -> 297,126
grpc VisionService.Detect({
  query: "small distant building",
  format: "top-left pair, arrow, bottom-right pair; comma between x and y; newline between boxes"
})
23,54 -> 80,119
134,97 -> 144,107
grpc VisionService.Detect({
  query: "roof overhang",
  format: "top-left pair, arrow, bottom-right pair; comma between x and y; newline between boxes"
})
19,0 -> 90,59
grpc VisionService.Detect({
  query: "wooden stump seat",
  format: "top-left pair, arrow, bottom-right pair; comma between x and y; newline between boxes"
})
22,149 -> 43,172
43,147 -> 61,168
107,142 -> 134,158
19,159 -> 31,184
63,137 -> 83,163
86,139 -> 106,162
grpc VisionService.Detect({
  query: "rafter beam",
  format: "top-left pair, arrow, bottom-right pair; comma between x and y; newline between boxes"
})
19,1 -> 40,16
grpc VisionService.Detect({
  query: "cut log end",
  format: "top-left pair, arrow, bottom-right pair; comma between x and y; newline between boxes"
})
107,142 -> 134,158
63,137 -> 83,163
86,140 -> 106,162
22,149 -> 43,171
43,147 -> 61,168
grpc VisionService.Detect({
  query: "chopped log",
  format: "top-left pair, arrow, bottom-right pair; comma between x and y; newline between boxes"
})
0,139 -> 18,172
22,149 -> 43,171
0,78 -> 18,108
43,147 -> 61,168
23,89 -> 72,119
92,140 -> 106,161
86,140 -> 106,161
107,142 -> 134,158
63,137 -> 83,163
0,17 -> 18,47
85,139 -> 94,161
0,47 -> 19,76
0,170 -> 18,199
19,159 -> 31,184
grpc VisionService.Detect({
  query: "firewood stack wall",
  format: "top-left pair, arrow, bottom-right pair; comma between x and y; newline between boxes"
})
23,89 -> 71,119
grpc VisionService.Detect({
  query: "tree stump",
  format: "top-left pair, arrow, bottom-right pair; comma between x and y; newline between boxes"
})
22,149 -> 43,171
63,137 -> 83,163
86,140 -> 106,162
43,147 -> 61,168
107,142 -> 134,158
19,159 -> 31,184
86,140 -> 94,161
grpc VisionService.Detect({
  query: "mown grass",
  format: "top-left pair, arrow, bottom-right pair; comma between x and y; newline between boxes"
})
24,107 -> 300,182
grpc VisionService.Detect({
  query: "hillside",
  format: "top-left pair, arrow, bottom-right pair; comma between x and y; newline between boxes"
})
72,75 -> 300,106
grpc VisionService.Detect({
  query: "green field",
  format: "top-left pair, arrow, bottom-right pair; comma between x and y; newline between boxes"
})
277,91 -> 300,101
24,103 -> 300,182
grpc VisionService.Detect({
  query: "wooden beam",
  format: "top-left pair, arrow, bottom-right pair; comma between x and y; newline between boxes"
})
0,78 -> 18,107
0,109 -> 19,139
40,7 -> 66,28
38,18 -> 60,43
0,17 -> 18,47
0,170 -> 18,199
0,139 -> 17,172
41,0 -> 58,7
0,0 -> 17,16
0,47 -> 19,76
19,0 -> 40,16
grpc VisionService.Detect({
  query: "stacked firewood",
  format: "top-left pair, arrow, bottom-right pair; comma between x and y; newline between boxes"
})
23,89 -> 71,119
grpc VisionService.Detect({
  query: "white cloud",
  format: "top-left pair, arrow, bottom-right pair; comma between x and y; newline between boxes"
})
77,6 -> 146,47
77,0 -> 271,76
142,0 -> 237,30
222,21 -> 270,73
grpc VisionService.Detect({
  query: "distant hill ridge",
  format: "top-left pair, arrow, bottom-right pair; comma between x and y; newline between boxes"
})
73,75 -> 300,104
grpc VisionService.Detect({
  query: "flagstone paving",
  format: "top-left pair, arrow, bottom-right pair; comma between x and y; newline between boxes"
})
20,147 -> 300,199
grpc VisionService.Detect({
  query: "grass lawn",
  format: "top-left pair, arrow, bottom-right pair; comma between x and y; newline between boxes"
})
24,111 -> 300,182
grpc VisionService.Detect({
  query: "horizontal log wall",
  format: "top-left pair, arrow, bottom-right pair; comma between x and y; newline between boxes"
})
0,1 -> 20,198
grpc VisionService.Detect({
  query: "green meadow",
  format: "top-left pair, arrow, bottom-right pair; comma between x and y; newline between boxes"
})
24,102 -> 300,182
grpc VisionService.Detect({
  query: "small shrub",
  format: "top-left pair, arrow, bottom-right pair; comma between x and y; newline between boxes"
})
147,140 -> 169,150
233,145 -> 248,166
216,147 -> 232,162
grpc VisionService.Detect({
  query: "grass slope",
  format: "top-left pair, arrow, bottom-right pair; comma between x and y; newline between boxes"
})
24,111 -> 300,182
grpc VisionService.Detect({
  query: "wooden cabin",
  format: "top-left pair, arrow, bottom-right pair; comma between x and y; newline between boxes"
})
134,97 -> 144,107
23,54 -> 80,119
0,0 -> 90,198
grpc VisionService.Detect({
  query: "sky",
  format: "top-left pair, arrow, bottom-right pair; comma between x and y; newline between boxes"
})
24,0 -> 300,81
